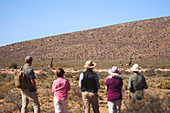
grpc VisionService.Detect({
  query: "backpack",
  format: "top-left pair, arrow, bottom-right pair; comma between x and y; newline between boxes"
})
14,66 -> 31,89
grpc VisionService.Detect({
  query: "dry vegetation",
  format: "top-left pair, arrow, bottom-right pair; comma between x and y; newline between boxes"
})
0,68 -> 170,113
0,16 -> 170,68
0,16 -> 170,113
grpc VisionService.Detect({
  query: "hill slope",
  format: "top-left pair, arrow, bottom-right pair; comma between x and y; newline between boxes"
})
0,17 -> 170,68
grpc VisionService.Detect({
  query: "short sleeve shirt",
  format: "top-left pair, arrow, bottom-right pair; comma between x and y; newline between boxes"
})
23,64 -> 36,80
23,64 -> 36,88
105,77 -> 123,101
52,77 -> 71,101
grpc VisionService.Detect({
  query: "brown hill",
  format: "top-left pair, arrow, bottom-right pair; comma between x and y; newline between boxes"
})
0,17 -> 170,68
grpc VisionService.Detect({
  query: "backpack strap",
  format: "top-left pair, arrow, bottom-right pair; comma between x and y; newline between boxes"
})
23,66 -> 31,71
22,66 -> 31,77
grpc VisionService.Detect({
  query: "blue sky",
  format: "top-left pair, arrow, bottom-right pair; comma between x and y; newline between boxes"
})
0,0 -> 169,47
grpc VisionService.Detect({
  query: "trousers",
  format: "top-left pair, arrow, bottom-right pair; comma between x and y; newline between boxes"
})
107,100 -> 122,113
82,91 -> 100,113
54,96 -> 68,113
21,89 -> 40,113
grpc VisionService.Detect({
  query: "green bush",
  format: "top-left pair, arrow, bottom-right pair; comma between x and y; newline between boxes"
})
9,63 -> 18,69
157,80 -> 170,89
123,92 -> 170,113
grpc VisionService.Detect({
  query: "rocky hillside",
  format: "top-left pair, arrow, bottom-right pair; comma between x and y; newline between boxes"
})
0,16 -> 170,68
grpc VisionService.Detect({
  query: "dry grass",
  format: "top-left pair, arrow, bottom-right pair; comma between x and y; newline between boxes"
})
0,69 -> 170,112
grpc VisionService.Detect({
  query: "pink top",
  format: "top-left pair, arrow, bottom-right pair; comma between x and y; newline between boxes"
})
52,77 -> 71,100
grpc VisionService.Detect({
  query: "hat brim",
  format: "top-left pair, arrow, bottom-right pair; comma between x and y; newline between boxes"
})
108,69 -> 119,76
84,63 -> 96,68
130,67 -> 141,72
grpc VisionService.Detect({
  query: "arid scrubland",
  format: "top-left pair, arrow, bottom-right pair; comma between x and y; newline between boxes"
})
0,16 -> 170,112
0,68 -> 169,113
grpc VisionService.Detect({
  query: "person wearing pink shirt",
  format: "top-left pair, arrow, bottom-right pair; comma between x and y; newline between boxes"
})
52,68 -> 71,113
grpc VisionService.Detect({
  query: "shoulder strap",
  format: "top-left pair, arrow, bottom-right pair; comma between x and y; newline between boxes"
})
22,66 -> 31,78
23,66 -> 31,71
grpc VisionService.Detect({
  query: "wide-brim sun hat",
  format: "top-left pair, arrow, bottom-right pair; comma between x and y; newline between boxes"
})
131,64 -> 141,72
108,66 -> 119,76
84,60 -> 96,68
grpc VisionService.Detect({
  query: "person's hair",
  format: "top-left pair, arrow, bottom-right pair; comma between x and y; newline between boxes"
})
56,68 -> 65,77
26,59 -> 32,63
133,71 -> 139,73
25,56 -> 33,63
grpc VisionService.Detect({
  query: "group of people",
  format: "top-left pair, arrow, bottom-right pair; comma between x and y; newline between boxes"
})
20,56 -> 148,113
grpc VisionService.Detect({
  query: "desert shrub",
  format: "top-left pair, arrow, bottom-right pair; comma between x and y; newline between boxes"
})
8,82 -> 15,89
98,96 -> 104,100
47,69 -> 55,77
99,79 -> 104,85
69,86 -> 81,102
156,71 -> 170,77
0,92 -> 6,100
9,63 -> 18,69
141,67 -> 156,76
0,72 -> 13,83
123,92 -> 170,113
38,89 -> 51,97
36,72 -> 48,79
161,80 -> 170,89
72,72 -> 81,81
157,80 -> 170,89
123,79 -> 128,90
0,84 -> 10,99
5,91 -> 21,110
0,73 -> 13,99
98,72 -> 108,79
120,70 -> 131,75
0,105 -> 15,113
65,73 -> 74,78
141,70 -> 170,77
41,67 -> 49,72
28,105 -> 34,112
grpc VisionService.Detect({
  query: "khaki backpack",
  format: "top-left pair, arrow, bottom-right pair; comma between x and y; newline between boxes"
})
14,66 -> 31,89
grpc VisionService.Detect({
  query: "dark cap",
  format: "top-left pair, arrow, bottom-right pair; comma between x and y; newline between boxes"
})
25,56 -> 33,63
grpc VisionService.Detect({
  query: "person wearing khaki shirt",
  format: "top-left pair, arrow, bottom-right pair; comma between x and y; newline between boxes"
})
128,64 -> 148,103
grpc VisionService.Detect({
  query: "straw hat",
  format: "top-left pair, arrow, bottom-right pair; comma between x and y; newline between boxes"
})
108,66 -> 119,76
84,60 -> 96,68
131,64 -> 141,72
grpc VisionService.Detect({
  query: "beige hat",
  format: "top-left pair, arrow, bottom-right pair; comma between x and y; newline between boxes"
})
131,64 -> 141,72
84,60 -> 96,68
